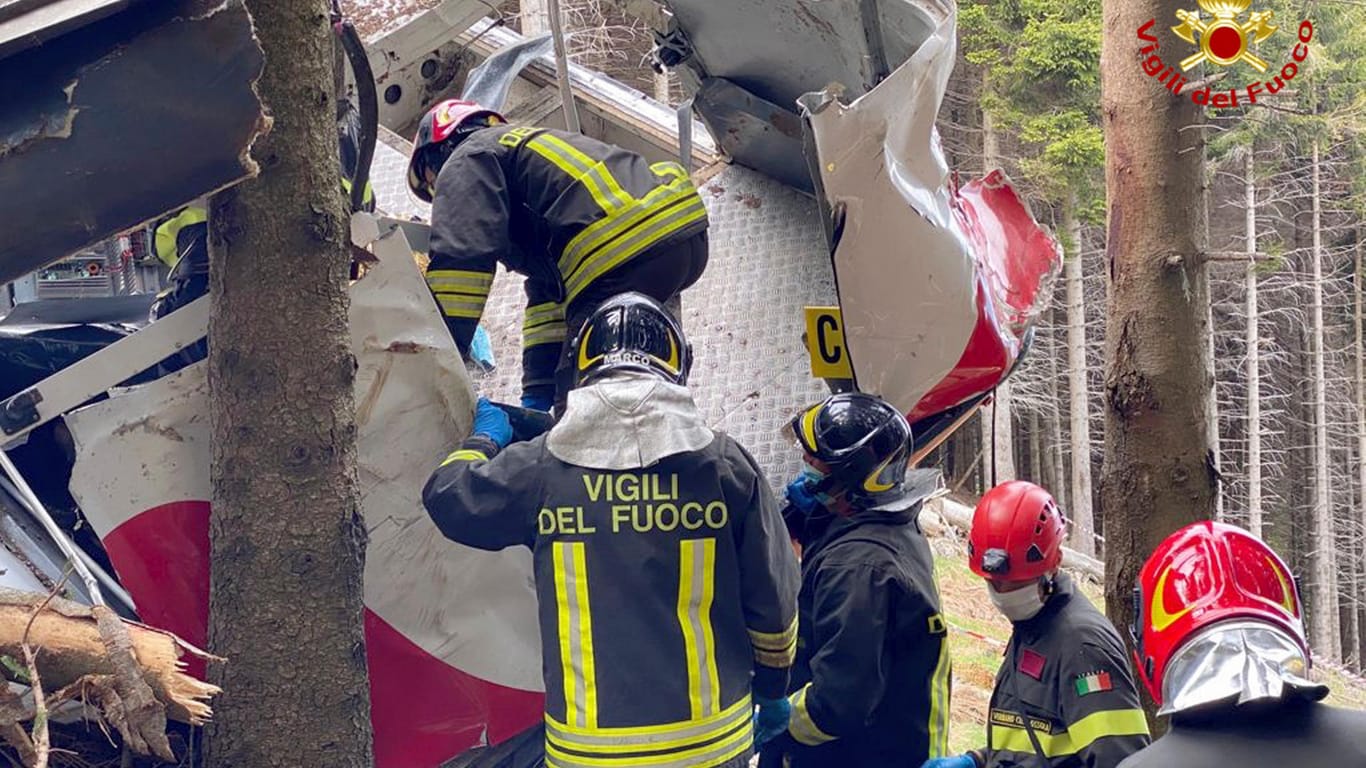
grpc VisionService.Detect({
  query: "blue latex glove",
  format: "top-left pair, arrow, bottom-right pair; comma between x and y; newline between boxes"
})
520,392 -> 553,412
468,326 -> 496,371
753,696 -> 791,747
919,755 -> 976,768
472,397 -> 513,449
785,475 -> 822,515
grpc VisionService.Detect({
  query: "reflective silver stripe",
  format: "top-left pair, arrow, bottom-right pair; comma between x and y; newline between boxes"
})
543,716 -> 751,768
525,324 -> 568,348
678,538 -> 719,719
565,195 -> 707,302
787,685 -> 835,746
435,293 -> 487,319
427,272 -> 493,294
554,542 -> 598,729
525,301 -> 566,328
543,695 -> 750,750
557,180 -> 696,277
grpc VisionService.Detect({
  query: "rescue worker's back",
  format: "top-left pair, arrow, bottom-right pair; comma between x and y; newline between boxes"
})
422,293 -> 799,768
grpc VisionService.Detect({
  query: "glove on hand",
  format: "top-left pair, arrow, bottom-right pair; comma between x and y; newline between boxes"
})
919,755 -> 977,768
472,397 -> 513,449
753,696 -> 792,747
520,392 -> 553,413
785,475 -> 822,515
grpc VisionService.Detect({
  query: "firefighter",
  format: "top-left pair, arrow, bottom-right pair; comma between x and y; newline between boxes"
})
407,99 -> 710,414
757,393 -> 953,767
1116,521 -> 1366,768
923,481 -> 1149,768
421,292 -> 798,768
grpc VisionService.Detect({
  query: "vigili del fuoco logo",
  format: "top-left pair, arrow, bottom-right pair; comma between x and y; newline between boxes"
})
1137,0 -> 1314,109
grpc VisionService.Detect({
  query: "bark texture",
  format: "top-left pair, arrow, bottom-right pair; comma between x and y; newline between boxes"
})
1099,0 -> 1217,702
204,0 -> 373,765
1245,150 -> 1263,537
1064,199 -> 1096,556
1307,141 -> 1339,660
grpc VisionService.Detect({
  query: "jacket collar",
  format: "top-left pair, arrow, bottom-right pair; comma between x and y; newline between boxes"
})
799,469 -> 941,561
546,372 -> 714,470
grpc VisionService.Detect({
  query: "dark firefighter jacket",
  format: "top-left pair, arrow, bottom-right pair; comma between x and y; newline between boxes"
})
978,573 -> 1149,768
421,432 -> 798,768
425,126 -> 708,391
766,502 -> 952,767
1115,698 -> 1366,768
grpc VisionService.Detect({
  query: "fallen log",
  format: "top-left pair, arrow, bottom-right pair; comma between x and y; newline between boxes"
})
0,588 -> 220,754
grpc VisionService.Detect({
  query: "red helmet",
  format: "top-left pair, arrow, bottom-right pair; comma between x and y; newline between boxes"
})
406,99 -> 505,202
967,481 -> 1066,582
1133,521 -> 1307,707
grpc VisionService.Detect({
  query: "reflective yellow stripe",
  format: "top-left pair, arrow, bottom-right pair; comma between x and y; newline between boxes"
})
527,135 -> 631,214
989,708 -> 1149,757
747,617 -> 798,650
427,269 -> 494,295
557,177 -> 695,277
524,301 -> 567,328
650,161 -> 688,182
439,449 -> 488,467
435,293 -> 488,319
787,684 -> 835,746
564,195 -> 707,303
544,718 -> 750,768
525,324 -> 568,348
749,616 -> 797,668
524,301 -> 568,348
544,695 -> 750,754
927,639 -> 951,757
554,542 -> 598,729
341,177 -> 374,204
154,207 -> 208,268
677,538 -> 720,720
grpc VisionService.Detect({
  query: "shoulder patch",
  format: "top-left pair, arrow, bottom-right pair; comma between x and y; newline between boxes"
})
1074,671 -> 1114,696
1018,648 -> 1046,680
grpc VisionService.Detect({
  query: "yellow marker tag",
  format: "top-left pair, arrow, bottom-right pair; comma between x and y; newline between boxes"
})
804,306 -> 853,379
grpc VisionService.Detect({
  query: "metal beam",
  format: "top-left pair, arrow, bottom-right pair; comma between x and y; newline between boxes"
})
0,0 -> 265,284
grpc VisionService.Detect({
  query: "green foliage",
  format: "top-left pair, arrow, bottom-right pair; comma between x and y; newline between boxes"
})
958,0 -> 1103,212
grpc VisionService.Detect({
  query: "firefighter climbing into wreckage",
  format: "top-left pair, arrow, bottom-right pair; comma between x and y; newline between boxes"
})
923,481 -> 1150,768
755,392 -> 953,767
407,99 -> 710,415
421,292 -> 798,768
1116,522 -> 1366,768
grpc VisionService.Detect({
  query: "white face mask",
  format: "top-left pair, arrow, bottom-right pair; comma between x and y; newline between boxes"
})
988,581 -> 1046,622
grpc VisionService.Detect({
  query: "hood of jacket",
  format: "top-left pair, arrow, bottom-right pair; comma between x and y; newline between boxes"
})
547,372 -> 714,470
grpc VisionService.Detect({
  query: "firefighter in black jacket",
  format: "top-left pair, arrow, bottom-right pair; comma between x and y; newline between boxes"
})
924,481 -> 1149,768
407,99 -> 709,414
757,393 -> 953,767
1117,521 -> 1366,768
422,292 -> 798,768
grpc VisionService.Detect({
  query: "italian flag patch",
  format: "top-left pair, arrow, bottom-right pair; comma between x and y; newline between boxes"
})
1074,672 -> 1113,696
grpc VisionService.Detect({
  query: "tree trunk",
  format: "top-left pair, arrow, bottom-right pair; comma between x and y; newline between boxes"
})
1099,0 -> 1217,697
1308,140 -> 1339,661
1246,149 -> 1263,537
1064,198 -> 1096,556
204,0 -> 372,764
1355,227 -> 1366,671
521,0 -> 550,36
979,101 -> 1016,485
1029,408 -> 1043,483
1048,305 -> 1070,511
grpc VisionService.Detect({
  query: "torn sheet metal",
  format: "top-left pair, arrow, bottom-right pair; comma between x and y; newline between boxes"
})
801,6 -> 1061,420
63,223 -> 543,767
653,0 -> 946,189
0,0 -> 265,285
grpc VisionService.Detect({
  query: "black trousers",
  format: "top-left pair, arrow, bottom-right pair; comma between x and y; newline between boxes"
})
546,230 -> 708,415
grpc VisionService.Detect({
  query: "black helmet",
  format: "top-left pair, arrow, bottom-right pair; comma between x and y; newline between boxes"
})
572,292 -> 691,387
789,392 -> 913,505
